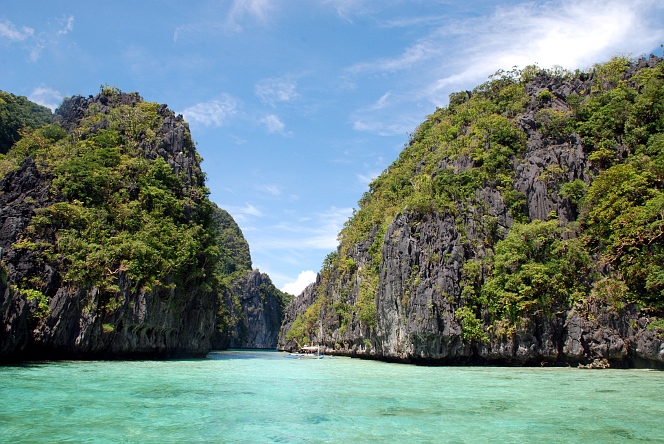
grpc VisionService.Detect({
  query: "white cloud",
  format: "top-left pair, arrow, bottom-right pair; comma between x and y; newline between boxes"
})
351,90 -> 417,136
182,95 -> 239,127
230,135 -> 247,145
28,44 -> 46,62
250,206 -> 353,252
223,203 -> 263,222
255,78 -> 299,106
0,19 -> 34,42
346,0 -> 664,136
281,270 -> 317,296
357,171 -> 379,186
304,206 -> 353,249
261,114 -> 285,134
57,15 -> 74,36
226,0 -> 276,32
381,15 -> 447,28
257,184 -> 281,196
0,16 -> 75,62
426,0 -> 664,100
321,0 -> 378,22
237,203 -> 263,217
368,91 -> 391,110
348,40 -> 437,74
28,87 -> 63,111
174,1 -> 275,40
352,114 -> 417,137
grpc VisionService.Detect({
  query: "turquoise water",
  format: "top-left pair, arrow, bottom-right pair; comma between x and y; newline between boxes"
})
1,350 -> 663,443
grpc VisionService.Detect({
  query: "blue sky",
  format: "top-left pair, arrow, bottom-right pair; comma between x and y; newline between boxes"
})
2,1 -> 663,295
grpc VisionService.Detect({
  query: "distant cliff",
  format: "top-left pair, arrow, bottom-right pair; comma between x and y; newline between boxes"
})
0,91 -> 52,155
214,270 -> 291,349
211,207 -> 292,349
278,56 -> 664,369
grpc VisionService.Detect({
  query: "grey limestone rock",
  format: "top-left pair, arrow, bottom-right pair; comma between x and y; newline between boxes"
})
0,93 -> 217,362
213,270 -> 287,349
277,57 -> 664,369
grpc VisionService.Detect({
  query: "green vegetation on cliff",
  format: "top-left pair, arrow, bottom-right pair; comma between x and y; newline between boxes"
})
1,87 -> 220,323
212,204 -> 292,348
282,56 -> 664,345
0,87 -> 289,358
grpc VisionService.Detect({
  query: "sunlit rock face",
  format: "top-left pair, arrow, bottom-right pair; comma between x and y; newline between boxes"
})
278,56 -> 664,369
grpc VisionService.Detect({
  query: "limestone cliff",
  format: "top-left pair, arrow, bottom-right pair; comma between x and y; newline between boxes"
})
278,56 -> 664,369
213,270 -> 291,349
0,89 -> 218,361
211,206 -> 292,349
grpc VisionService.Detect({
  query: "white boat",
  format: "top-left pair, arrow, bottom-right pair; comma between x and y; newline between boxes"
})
284,345 -> 324,359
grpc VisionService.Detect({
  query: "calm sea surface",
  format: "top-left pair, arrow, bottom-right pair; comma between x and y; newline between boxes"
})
1,349 -> 663,443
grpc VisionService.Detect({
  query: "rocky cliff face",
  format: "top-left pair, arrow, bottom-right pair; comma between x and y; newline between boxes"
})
278,56 -> 664,369
209,205 -> 291,350
213,270 -> 290,349
0,90 -> 217,361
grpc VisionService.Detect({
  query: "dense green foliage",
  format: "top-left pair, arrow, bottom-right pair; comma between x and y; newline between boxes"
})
0,90 -> 52,155
3,90 -> 218,311
475,220 -> 589,335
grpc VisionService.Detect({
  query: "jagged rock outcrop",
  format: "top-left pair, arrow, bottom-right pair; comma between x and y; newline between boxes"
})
0,90 -> 217,361
278,55 -> 664,369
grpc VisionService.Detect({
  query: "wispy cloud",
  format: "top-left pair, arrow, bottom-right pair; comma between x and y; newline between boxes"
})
281,270 -> 317,296
351,107 -> 418,136
28,87 -> 62,111
251,206 -> 353,252
226,0 -> 276,32
381,15 -> 447,28
427,0 -> 664,98
357,171 -> 379,186
56,15 -> 74,36
182,95 -> 239,127
28,44 -> 46,62
356,154 -> 386,186
256,184 -> 281,196
0,19 -> 34,41
350,90 -> 417,136
174,0 -> 276,40
293,206 -> 353,250
0,16 -> 75,62
223,203 -> 264,222
230,135 -> 247,145
321,0 -> 378,22
255,77 -> 299,106
348,40 -> 437,74
368,91 -> 391,110
261,114 -> 286,134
